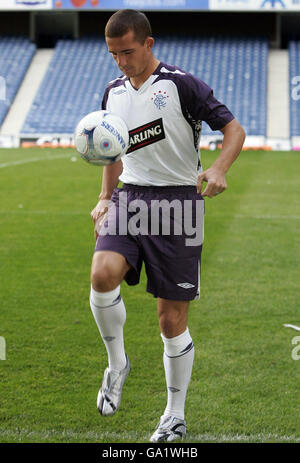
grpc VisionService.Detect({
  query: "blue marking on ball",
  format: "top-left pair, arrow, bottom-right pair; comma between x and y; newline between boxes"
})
83,127 -> 96,150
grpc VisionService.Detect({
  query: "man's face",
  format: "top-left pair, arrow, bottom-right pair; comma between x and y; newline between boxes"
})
106,30 -> 153,80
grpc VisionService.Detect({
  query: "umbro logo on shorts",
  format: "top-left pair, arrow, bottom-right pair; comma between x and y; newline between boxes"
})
127,118 -> 165,153
177,283 -> 195,289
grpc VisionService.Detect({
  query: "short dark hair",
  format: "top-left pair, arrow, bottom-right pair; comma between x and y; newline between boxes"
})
105,9 -> 152,44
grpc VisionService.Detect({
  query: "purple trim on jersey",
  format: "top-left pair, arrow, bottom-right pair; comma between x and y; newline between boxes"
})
101,62 -> 234,160
153,62 -> 234,143
101,76 -> 127,110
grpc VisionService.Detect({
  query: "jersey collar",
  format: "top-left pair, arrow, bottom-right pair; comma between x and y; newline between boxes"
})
125,61 -> 162,94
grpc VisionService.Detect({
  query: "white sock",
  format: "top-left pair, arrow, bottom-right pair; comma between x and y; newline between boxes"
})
161,328 -> 194,420
89,285 -> 127,371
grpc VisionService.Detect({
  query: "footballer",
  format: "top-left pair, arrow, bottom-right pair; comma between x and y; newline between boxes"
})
89,9 -> 245,442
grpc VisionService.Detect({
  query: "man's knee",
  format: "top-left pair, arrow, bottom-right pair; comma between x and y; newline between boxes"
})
91,265 -> 112,291
159,312 -> 183,337
91,251 -> 129,292
157,299 -> 189,338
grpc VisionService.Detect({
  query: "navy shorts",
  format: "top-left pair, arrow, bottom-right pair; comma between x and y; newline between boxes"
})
95,184 -> 204,301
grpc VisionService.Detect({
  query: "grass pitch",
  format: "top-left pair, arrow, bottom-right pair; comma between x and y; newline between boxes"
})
0,148 -> 299,443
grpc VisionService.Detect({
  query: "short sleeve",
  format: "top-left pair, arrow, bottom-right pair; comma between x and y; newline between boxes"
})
177,74 -> 234,131
101,87 -> 109,110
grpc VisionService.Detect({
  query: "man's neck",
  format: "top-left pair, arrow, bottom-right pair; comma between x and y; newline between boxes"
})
130,58 -> 160,90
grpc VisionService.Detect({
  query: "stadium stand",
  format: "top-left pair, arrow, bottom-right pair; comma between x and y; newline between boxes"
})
21,38 -> 111,135
155,36 -> 268,137
0,37 -> 36,127
20,36 -> 268,138
289,40 -> 300,138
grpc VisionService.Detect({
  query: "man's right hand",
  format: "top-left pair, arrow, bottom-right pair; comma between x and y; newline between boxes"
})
90,199 -> 110,240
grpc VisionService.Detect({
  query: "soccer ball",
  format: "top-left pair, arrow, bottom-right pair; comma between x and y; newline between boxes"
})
74,110 -> 129,166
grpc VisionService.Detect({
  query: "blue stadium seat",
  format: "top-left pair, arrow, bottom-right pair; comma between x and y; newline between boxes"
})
289,41 -> 300,137
21,36 -> 268,137
154,36 -> 268,136
22,38 -> 113,135
0,37 -> 36,126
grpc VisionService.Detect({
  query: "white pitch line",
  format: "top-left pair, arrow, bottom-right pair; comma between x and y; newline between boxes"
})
0,156 -> 299,221
233,214 -> 300,220
0,210 -> 87,216
1,211 -> 299,220
0,152 -> 73,169
284,324 -> 300,331
0,429 -> 300,443
211,214 -> 300,220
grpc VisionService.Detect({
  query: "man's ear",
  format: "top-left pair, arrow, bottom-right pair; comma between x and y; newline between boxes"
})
145,37 -> 154,49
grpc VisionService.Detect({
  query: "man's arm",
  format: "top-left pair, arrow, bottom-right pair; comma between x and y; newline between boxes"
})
197,118 -> 245,197
91,160 -> 123,238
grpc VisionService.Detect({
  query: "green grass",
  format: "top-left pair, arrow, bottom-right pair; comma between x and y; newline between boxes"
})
0,148 -> 299,443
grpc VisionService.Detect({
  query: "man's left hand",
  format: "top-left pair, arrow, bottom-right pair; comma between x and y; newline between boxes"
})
196,167 -> 227,198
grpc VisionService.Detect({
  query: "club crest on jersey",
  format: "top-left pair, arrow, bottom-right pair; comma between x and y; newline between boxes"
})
151,91 -> 169,110
127,118 -> 165,153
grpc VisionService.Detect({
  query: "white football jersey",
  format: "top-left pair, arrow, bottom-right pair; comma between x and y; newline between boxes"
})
102,62 -> 234,186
